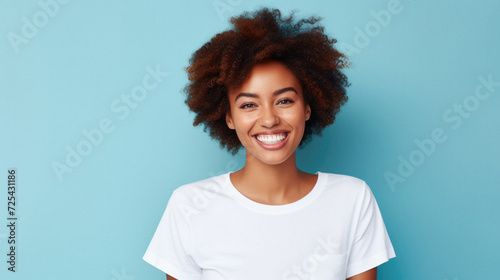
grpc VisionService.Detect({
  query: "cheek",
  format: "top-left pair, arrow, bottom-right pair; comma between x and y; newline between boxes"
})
283,110 -> 307,127
231,113 -> 257,137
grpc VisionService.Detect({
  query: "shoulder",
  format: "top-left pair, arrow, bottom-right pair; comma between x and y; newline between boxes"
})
319,172 -> 368,192
317,173 -> 381,221
317,172 -> 373,204
168,173 -> 229,205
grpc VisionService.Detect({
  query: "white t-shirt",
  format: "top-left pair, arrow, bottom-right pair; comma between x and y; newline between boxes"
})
143,172 -> 395,280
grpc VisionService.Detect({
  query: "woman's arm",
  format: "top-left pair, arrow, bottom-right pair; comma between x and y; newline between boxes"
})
347,267 -> 377,280
166,275 -> 177,280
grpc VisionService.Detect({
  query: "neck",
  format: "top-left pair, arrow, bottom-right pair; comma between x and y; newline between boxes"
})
231,151 -> 312,205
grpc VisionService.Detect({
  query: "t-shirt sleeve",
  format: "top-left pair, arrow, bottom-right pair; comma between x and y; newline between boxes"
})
143,190 -> 203,280
346,182 -> 396,278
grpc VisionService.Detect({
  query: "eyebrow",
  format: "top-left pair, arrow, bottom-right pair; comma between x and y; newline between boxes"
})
234,87 -> 298,102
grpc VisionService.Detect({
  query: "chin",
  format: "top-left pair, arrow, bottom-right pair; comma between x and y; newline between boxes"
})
248,150 -> 295,166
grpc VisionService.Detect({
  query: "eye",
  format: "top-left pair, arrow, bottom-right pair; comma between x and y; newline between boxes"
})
240,103 -> 256,109
277,99 -> 294,105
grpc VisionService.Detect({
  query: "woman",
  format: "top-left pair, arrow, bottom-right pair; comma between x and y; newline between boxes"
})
144,8 -> 395,280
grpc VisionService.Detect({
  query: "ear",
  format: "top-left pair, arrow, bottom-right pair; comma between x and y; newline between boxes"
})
305,104 -> 311,121
226,111 -> 235,130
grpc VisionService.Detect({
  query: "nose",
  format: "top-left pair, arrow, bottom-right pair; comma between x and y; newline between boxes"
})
259,105 -> 280,128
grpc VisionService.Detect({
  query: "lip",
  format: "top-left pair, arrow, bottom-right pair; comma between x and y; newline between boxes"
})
252,130 -> 290,136
252,131 -> 290,150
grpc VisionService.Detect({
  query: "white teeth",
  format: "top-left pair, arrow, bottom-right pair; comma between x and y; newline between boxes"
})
256,133 -> 287,144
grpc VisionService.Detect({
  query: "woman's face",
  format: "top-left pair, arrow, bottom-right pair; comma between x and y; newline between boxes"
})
226,60 -> 311,165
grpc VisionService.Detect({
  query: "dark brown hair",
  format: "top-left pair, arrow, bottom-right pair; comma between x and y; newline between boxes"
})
184,8 -> 349,154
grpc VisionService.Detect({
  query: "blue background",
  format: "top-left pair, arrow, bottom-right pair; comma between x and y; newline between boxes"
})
1,0 -> 499,279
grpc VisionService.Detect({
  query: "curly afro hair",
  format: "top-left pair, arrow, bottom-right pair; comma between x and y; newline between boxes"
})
184,8 -> 350,155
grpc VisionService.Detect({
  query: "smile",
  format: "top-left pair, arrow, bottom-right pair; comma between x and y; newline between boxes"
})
256,133 -> 287,144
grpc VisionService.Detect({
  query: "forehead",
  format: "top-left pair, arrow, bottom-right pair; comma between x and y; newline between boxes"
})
228,61 -> 302,96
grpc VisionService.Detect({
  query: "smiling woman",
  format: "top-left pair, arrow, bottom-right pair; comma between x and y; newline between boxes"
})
143,8 -> 395,280
225,61 -> 310,168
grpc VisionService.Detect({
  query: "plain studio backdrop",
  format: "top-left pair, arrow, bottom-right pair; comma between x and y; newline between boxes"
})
1,0 -> 499,279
